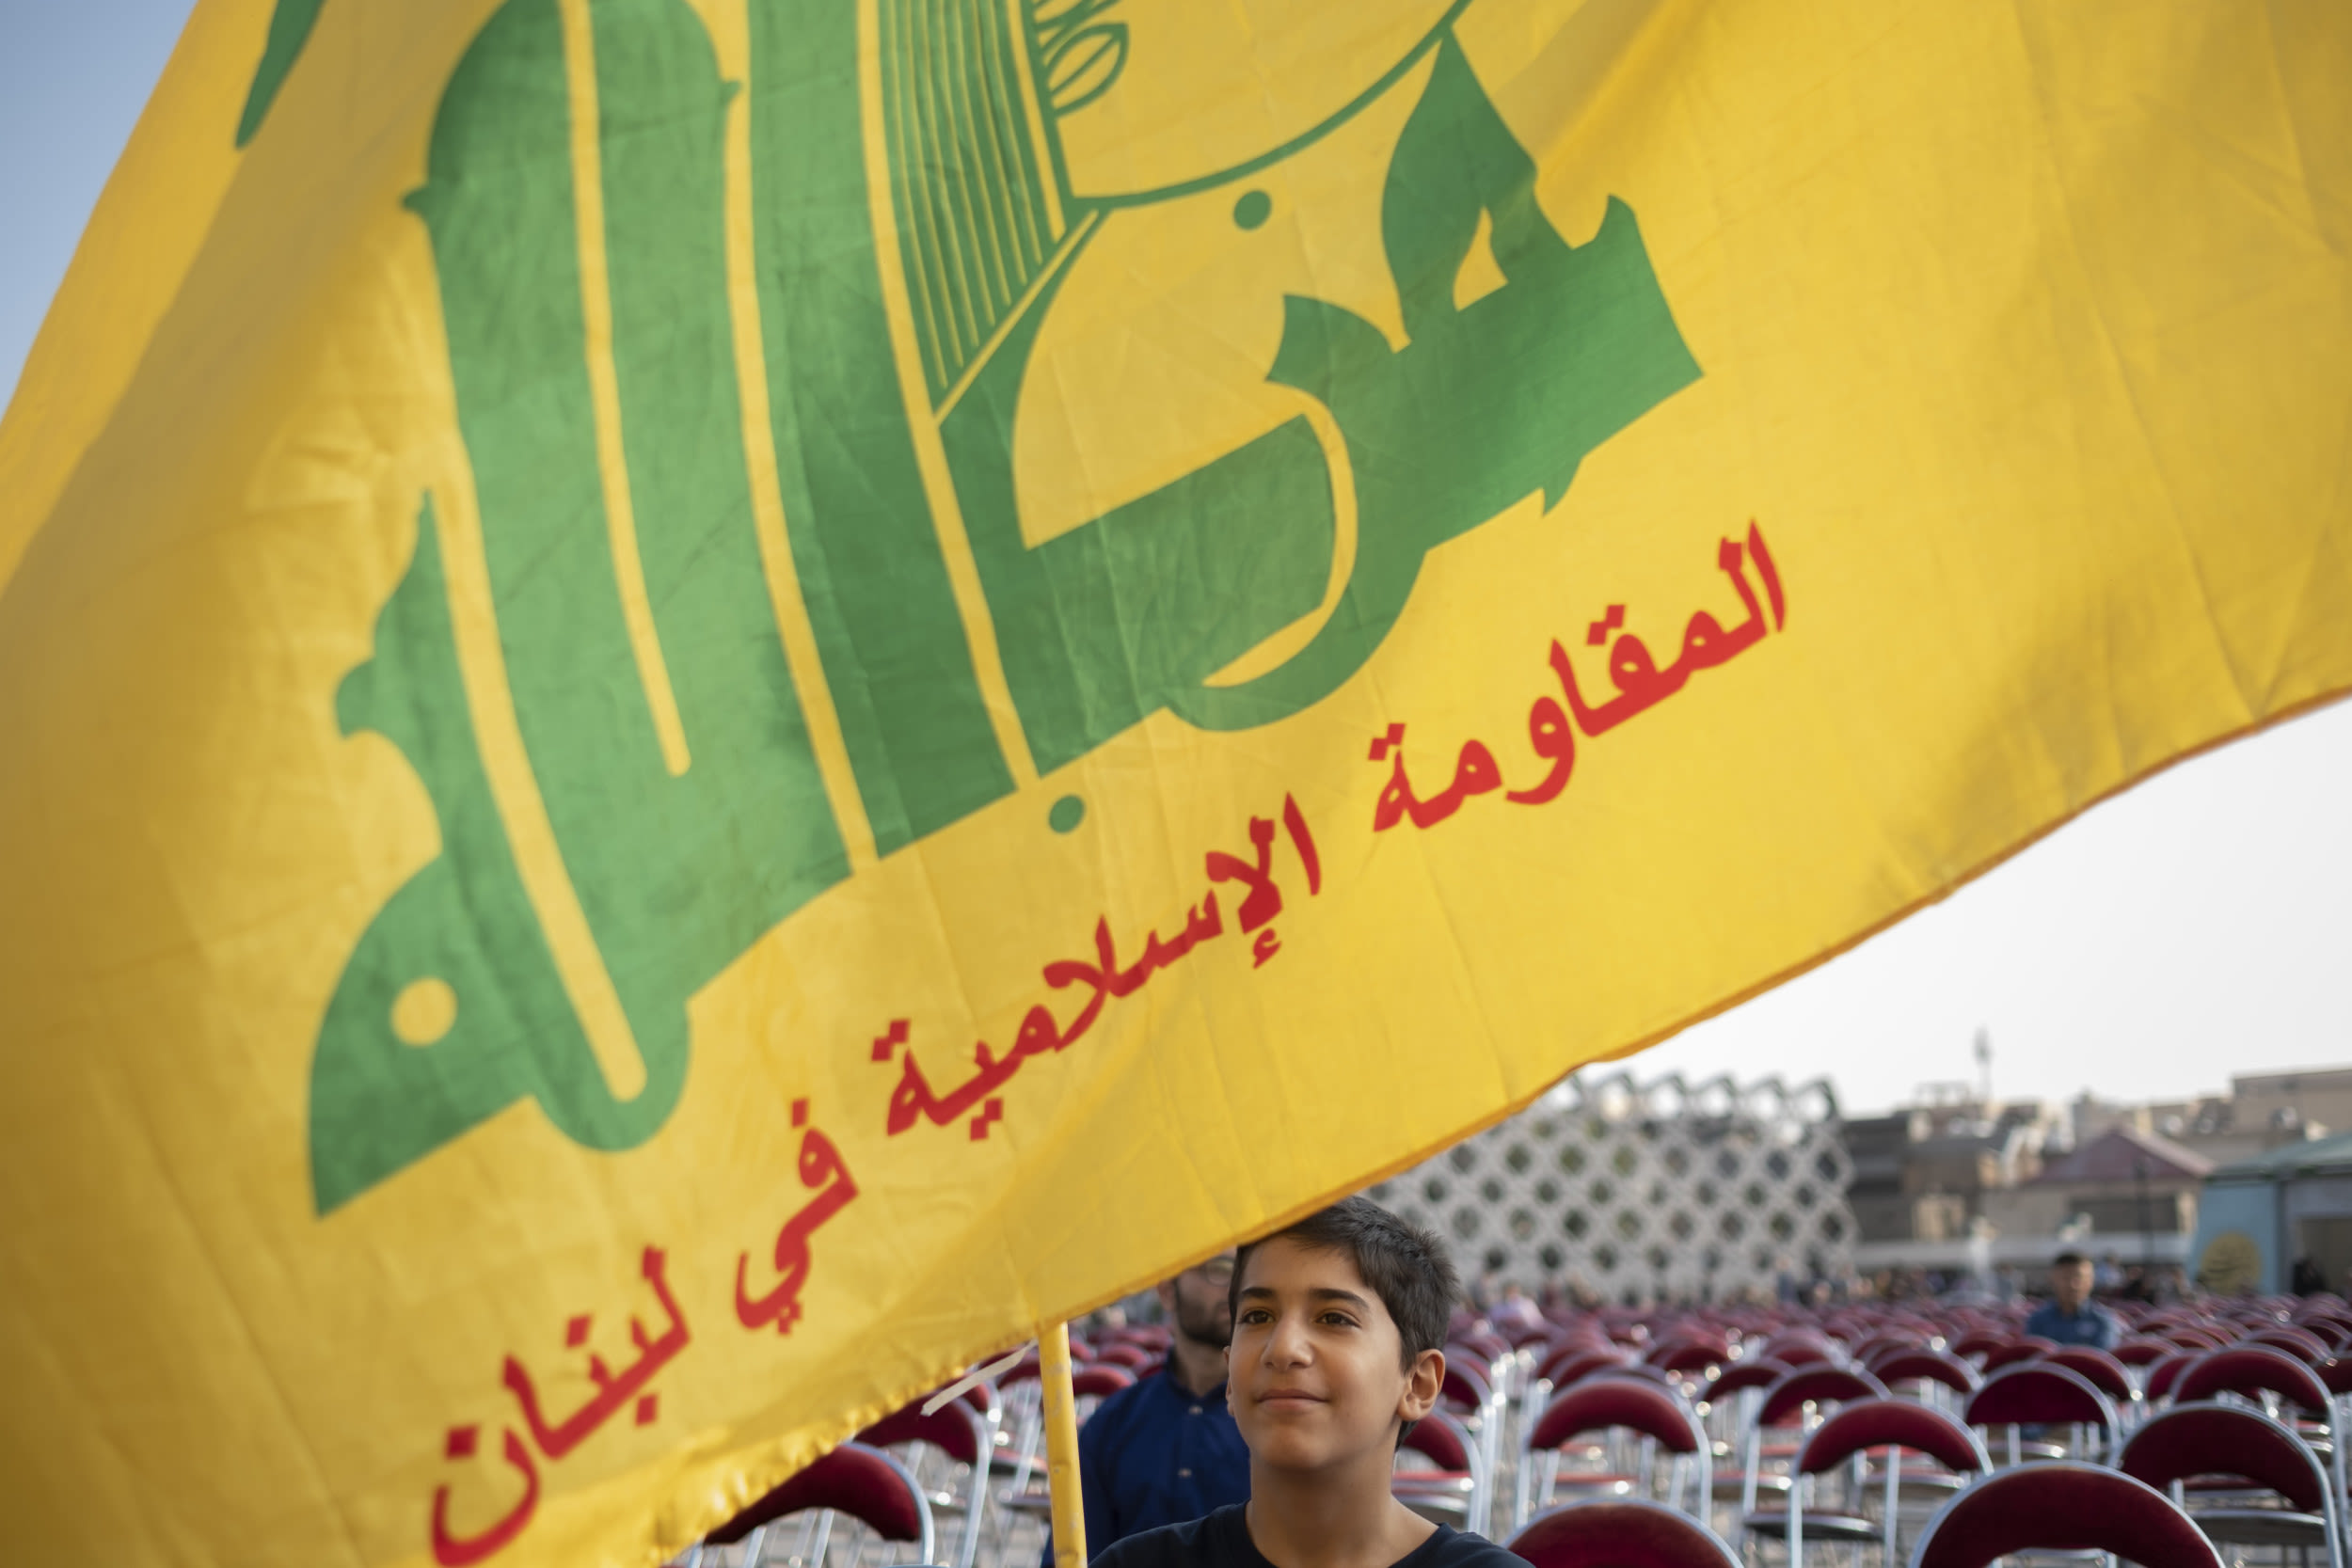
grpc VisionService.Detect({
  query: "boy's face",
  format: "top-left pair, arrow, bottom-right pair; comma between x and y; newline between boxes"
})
2051,1259 -> 2092,1310
1224,1237 -> 1442,1474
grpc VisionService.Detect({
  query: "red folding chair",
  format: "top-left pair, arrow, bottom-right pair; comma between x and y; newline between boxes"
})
1510,1497 -> 1745,1568
997,1362 -> 1134,1516
1909,1463 -> 2224,1568
1758,1367 -> 1894,1430
2174,1344 -> 2331,1416
1504,1318 -> 1565,1349
1710,1359 -> 1798,1400
1647,1334 -> 1735,1375
1448,1338 -> 1501,1377
1518,1372 -> 1711,1532
1073,1366 -> 1135,1397
2117,1402 -> 2343,1568
1762,1335 -> 1842,1370
1979,1338 -> 2055,1373
1702,1359 -> 1796,1503
1867,1347 -> 1980,1401
911,1373 -> 1004,1477
1613,1363 -> 1702,1394
1524,1354 -> 1637,1448
1740,1367 -> 1891,1515
1851,1333 -> 1928,1368
1963,1362 -> 2118,1467
2116,1338 -> 2178,1369
2042,1347 -> 2134,1405
2244,1326 -> 2335,1366
2297,1313 -> 2352,1349
1394,1406 -> 1491,1537
858,1396 -> 994,1568
1445,1355 -> 1510,1524
696,1441 -> 934,1568
1541,1346 -> 1636,1392
2179,1342 -> 2338,1493
2314,1354 -> 2352,1528
2145,1351 -> 2199,1404
1744,1399 -> 1988,1568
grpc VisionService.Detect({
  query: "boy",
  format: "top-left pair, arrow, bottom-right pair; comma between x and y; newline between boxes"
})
1092,1196 -> 1520,1568
2023,1250 -> 2121,1349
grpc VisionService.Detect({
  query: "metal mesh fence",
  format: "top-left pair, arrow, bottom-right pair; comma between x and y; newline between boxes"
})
1369,1070 -> 1856,1304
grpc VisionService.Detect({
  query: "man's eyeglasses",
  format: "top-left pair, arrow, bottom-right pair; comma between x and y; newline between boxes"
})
1186,1257 -> 1235,1286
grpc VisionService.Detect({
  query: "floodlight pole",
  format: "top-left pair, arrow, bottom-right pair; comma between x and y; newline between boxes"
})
1041,1322 -> 1089,1568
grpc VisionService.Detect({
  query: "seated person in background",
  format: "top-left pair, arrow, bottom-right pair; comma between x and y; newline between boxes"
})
2024,1250 -> 2121,1349
1486,1284 -> 1543,1339
1096,1196 -> 1518,1568
1046,1252 -> 1250,1561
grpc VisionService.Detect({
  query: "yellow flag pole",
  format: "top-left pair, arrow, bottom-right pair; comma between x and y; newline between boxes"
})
1041,1321 -> 1088,1568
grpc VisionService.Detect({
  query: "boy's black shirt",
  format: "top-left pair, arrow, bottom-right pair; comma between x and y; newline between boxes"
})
1090,1504 -> 1522,1568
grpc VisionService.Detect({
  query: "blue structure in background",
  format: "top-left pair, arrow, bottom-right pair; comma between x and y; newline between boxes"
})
2192,1132 -> 2352,1295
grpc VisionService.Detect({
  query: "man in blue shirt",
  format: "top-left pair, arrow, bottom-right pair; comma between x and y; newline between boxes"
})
2023,1250 -> 2122,1349
1046,1252 -> 1251,1560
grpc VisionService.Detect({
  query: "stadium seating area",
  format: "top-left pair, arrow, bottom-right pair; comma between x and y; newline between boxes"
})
677,1291 -> 2352,1568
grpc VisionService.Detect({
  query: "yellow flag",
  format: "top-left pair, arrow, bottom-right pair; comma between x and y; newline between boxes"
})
4,0 -> 2347,1561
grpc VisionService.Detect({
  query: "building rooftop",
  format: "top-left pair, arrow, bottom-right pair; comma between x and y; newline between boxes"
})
2234,1067 -> 2352,1095
2210,1129 -> 2352,1182
2033,1126 -> 2212,1183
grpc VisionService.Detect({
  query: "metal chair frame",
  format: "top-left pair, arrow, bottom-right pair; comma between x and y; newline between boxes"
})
1517,1371 -> 1713,1534
2116,1400 -> 2344,1568
693,1442 -> 937,1568
1441,1354 -> 1510,1530
1962,1361 -> 2119,1469
1509,1495 -> 1748,1568
1907,1461 -> 2225,1568
1738,1367 -> 1890,1520
1393,1406 -> 1493,1539
1755,1399 -> 1989,1568
860,1395 -> 997,1568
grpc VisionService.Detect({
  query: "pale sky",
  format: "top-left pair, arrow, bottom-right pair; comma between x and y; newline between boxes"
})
8,1 -> 2349,1122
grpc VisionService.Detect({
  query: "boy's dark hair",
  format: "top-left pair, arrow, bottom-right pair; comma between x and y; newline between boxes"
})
2052,1250 -> 2088,1269
1229,1195 -> 1460,1369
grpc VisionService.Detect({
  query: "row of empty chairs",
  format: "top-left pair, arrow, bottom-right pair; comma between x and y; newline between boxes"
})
677,1330 -> 1166,1568
675,1290 -> 2352,1567
1477,1288 -> 2352,1568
